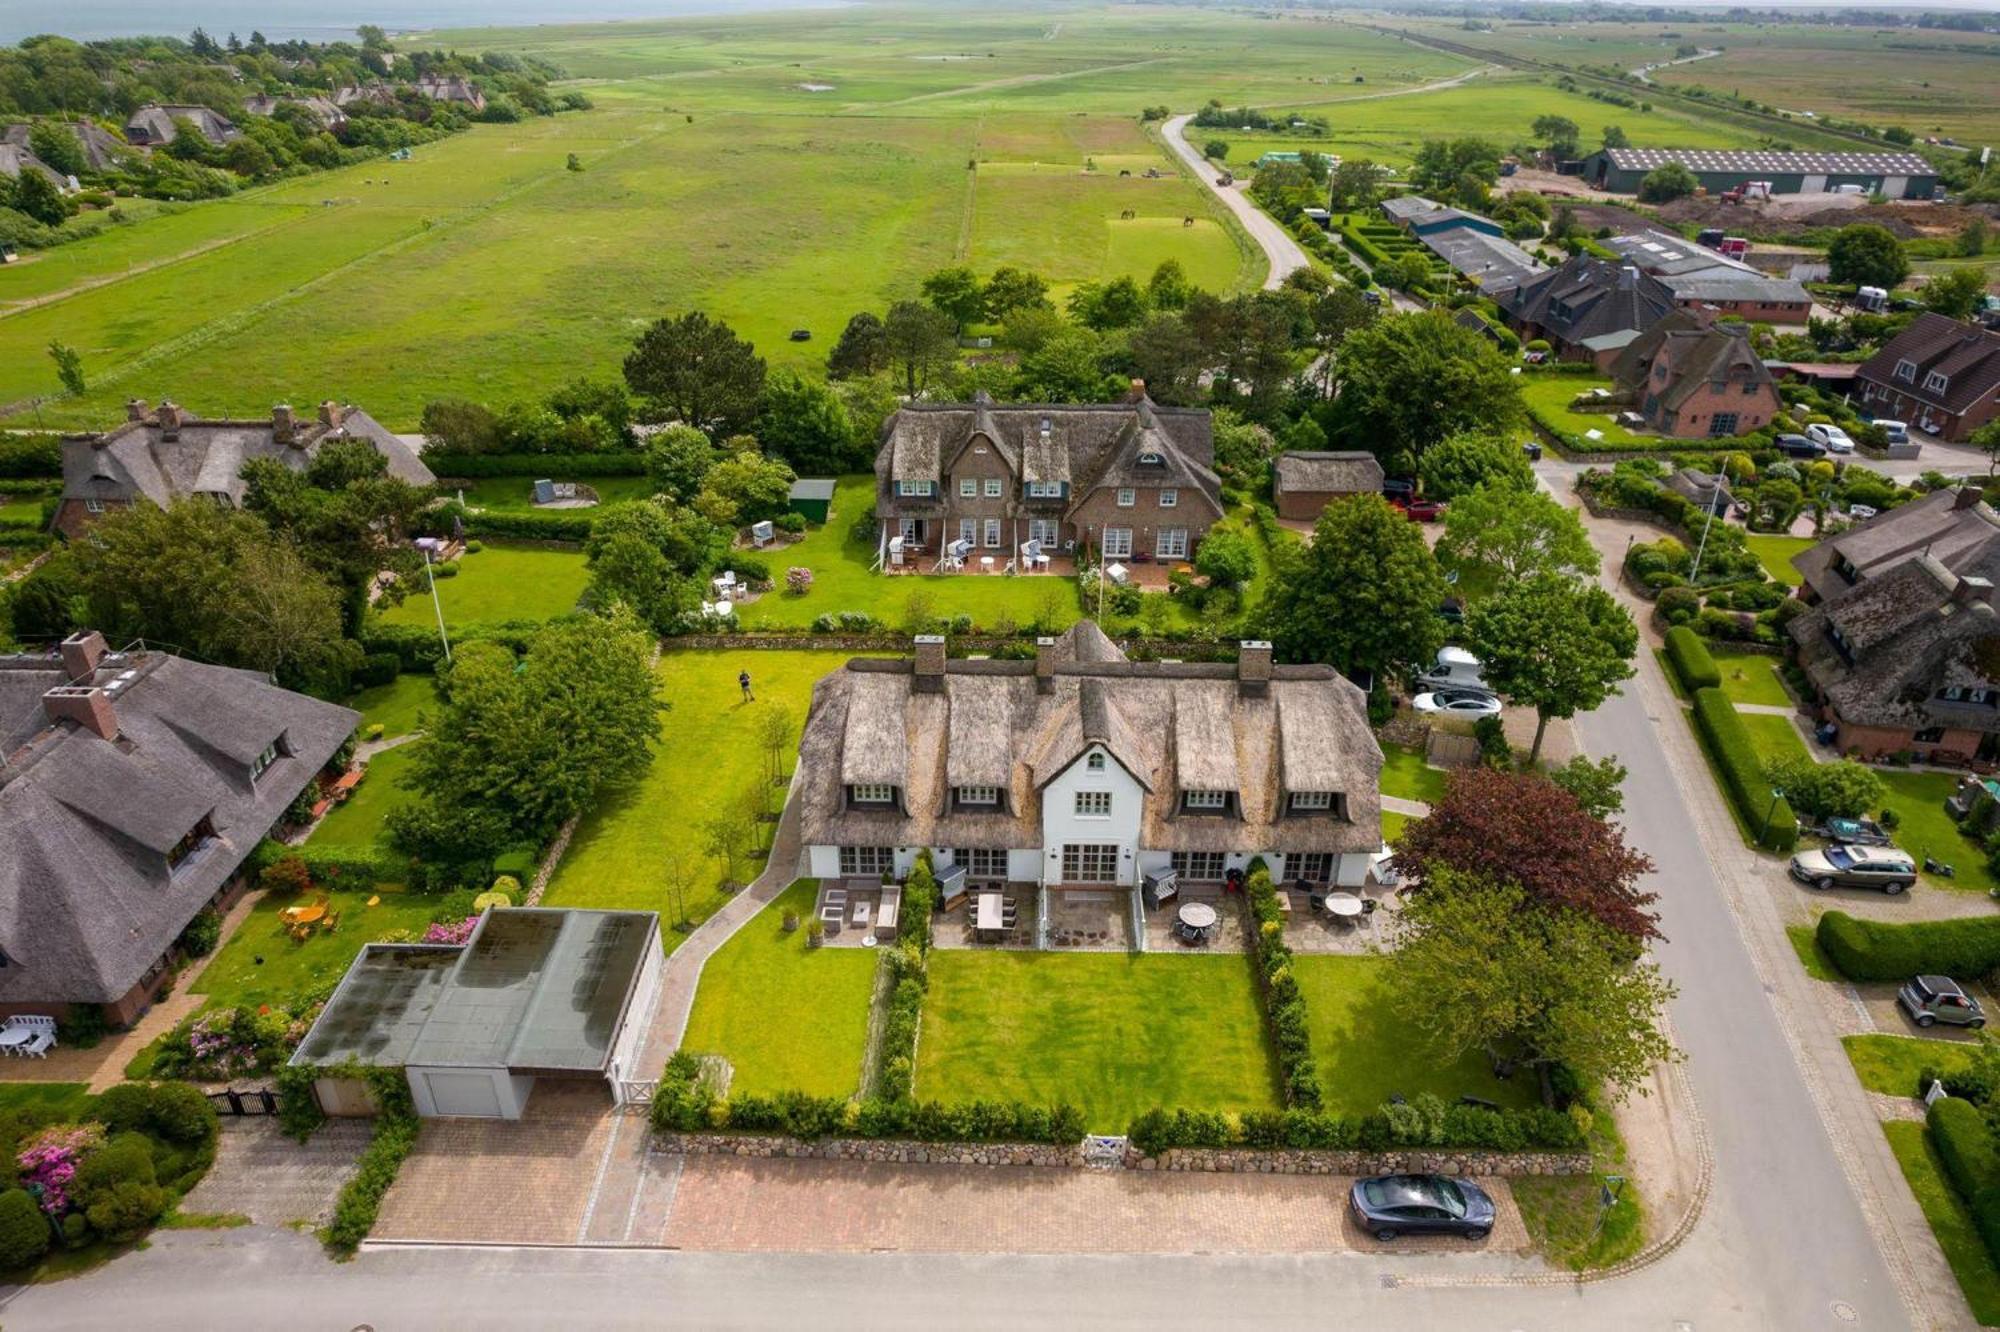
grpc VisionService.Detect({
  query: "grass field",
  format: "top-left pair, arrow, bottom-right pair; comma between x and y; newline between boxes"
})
374,542 -> 590,628
1291,955 -> 1539,1116
1883,1121 -> 2000,1326
312,744 -> 417,852
1745,534 -> 1811,588
541,649 -> 868,943
680,881 -> 877,1099
1878,770 -> 1999,896
445,476 -> 661,512
1521,376 -> 1658,450
1379,742 -> 1449,806
1843,1033 -> 1980,1098
347,674 -> 440,741
189,887 -> 439,1014
1711,648 -> 1792,710
917,949 -> 1279,1131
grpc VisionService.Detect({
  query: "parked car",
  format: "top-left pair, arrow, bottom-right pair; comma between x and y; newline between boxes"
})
1788,844 -> 1917,894
1394,496 -> 1444,522
1807,423 -> 1856,454
1899,975 -> 1986,1029
1413,688 -> 1502,718
1382,477 -> 1417,503
1417,646 -> 1488,693
1809,815 -> 1893,847
1776,434 -> 1826,461
1350,1174 -> 1496,1242
1873,419 -> 1910,445
1848,504 -> 1878,521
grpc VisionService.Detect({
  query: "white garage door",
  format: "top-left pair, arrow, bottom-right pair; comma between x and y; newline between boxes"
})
423,1071 -> 505,1118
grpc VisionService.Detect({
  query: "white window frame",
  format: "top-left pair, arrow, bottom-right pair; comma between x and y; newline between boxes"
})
957,785 -> 1000,806
954,847 -> 1008,877
1138,451 -> 1163,466
960,478 -> 978,497
1029,518 -> 1060,546
1027,481 -> 1063,499
250,741 -> 281,782
1893,358 -> 1916,383
1160,488 -> 1178,508
1116,488 -> 1136,508
1924,370 -> 1950,394
984,518 -> 1002,548
1289,789 -> 1334,812
1170,850 -> 1227,881
959,518 -> 977,546
839,845 -> 894,876
851,783 -> 895,805
1074,790 -> 1112,818
1060,843 -> 1120,882
1293,852 -> 1335,884
984,478 -> 1003,498
1102,528 -> 1133,559
1155,528 -> 1188,560
1086,752 -> 1106,771
1182,789 -> 1228,811
897,480 -> 933,498
84,498 -> 105,514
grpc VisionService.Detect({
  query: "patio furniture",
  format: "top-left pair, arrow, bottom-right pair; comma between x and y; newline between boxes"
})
979,556 -> 996,574
1176,902 -> 1218,932
975,891 -> 1003,935
938,864 -> 969,911
1,1016 -> 56,1058
17,1030 -> 54,1058
818,905 -> 844,935
876,886 -> 902,937
280,900 -> 327,928
1275,892 -> 1293,916
851,900 -> 872,929
1324,892 -> 1364,921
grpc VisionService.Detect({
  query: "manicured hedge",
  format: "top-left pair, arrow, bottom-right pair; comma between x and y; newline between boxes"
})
429,452 -> 646,479
1245,865 -> 1323,1111
1665,625 -> 1721,692
246,839 -> 404,889
0,435 -> 61,479
873,856 -> 939,1103
359,620 -> 545,674
1930,1095 -> 1998,1199
1691,686 -> 1798,851
1815,910 -> 2000,983
1126,1100 -> 1584,1156
459,509 -> 594,543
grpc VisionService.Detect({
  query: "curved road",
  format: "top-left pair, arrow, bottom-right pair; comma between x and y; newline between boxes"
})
1162,113 -> 1308,291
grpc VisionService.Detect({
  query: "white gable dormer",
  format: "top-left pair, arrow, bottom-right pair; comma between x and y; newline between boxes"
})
1040,743 -> 1144,886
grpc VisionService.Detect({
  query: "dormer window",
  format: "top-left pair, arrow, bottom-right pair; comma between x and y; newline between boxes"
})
1026,481 -> 1063,498
1893,359 -> 1916,383
250,737 -> 285,782
84,498 -> 105,514
1924,371 -> 1950,394
167,815 -> 217,871
850,783 -> 896,805
956,785 -> 1000,808
1288,790 -> 1346,818
1137,452 -> 1163,467
897,480 -> 934,498
1181,789 -> 1233,814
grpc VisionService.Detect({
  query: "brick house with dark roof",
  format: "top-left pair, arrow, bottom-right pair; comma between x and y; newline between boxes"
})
1611,313 -> 1779,438
1852,313 -> 2000,444
0,633 -> 357,1025
872,388 -> 1221,568
1493,256 -> 1679,368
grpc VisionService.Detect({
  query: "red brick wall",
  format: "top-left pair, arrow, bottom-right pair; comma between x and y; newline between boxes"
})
1833,720 -> 1985,762
940,440 -> 1018,554
51,497 -> 124,539
1660,380 -> 1781,437
1674,297 -> 1811,325
1276,490 -> 1338,521
1856,379 -> 2000,444
1068,484 -> 1216,560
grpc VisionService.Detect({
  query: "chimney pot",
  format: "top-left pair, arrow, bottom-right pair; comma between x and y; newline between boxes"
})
318,400 -> 344,428
42,685 -> 117,741
126,398 -> 149,422
272,404 -> 296,445
157,400 -> 183,439
913,634 -> 947,692
1238,640 -> 1273,692
59,630 -> 108,682
1035,635 -> 1058,690
1954,485 -> 1985,512
1128,378 -> 1147,401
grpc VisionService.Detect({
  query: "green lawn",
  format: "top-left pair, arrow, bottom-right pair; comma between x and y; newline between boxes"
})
1745,534 -> 1812,589
917,950 -> 1279,1132
1878,770 -> 2000,897
1711,649 -> 1793,710
1519,376 -> 1659,451
1883,1121 -> 2000,1326
1382,809 -> 1411,844
441,476 -> 661,512
733,476 -> 1084,634
375,542 -> 590,629
1379,743 -> 1448,806
1843,1033 -> 1981,1098
189,887 -> 440,1014
1513,1108 -> 1644,1272
311,744 -> 417,851
680,881 -> 877,1099
1786,923 -> 1839,981
1738,712 -> 1811,769
346,674 -> 439,741
542,649 -> 871,944
0,1083 -> 93,1119
1291,955 -> 1539,1116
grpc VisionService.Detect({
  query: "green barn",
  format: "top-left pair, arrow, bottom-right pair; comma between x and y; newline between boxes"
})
1579,147 -> 1937,200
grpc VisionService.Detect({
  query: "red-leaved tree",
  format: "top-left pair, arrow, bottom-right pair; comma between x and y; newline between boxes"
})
1393,767 -> 1661,942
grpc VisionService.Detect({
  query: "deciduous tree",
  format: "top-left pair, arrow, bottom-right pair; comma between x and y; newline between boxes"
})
1548,754 -> 1628,820
1763,754 -> 1885,820
882,300 -> 957,397
1416,430 -> 1533,500
1827,223 -> 1910,290
753,371 -> 860,474
982,266 -> 1050,317
1464,571 -> 1636,763
1323,311 -> 1524,460
826,311 -> 889,379
921,265 -> 987,333
1261,494 -> 1447,679
1436,481 -> 1599,586
623,312 -> 767,436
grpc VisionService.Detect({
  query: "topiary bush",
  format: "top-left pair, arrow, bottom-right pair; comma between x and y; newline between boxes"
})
1665,626 -> 1721,691
0,1190 -> 48,1270
1816,910 -> 2000,982
355,652 -> 401,688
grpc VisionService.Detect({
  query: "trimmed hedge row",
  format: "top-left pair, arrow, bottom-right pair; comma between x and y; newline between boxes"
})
428,451 -> 646,479
873,856 -> 938,1102
323,1067 -> 421,1255
0,435 -> 61,479
1927,1095 -> 2000,1273
1815,910 -> 2000,983
246,838 -> 404,889
1245,865 -> 1323,1111
1126,1100 -> 1584,1156
359,620 -> 545,674
1691,686 -> 1798,851
459,509 -> 594,543
1665,625 -> 1721,692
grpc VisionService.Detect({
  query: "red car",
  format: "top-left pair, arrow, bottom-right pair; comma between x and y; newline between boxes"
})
1393,497 -> 1444,522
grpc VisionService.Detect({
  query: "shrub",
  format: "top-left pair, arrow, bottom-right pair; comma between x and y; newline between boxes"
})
246,840 -> 400,890
432,452 -> 645,479
71,1133 -> 156,1212
0,1190 -> 48,1269
1244,867 -> 1322,1111
1656,585 -> 1701,626
491,845 -> 538,880
325,1069 -> 420,1255
138,1082 -> 219,1147
1931,1095 -> 1999,1202
0,434 -> 61,479
465,539 -> 485,553
1816,910 -> 2000,982
785,566 -> 813,595
355,652 -> 401,688
1690,688 -> 1796,850
775,511 -> 807,534
259,853 -> 313,895
1664,626 -> 1720,691
86,1181 -> 173,1243
176,907 -> 223,958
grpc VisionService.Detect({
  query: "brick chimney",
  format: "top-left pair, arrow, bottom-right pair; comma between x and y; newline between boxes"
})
125,398 -> 149,422
272,404 -> 296,446
1953,575 -> 1994,608
42,685 -> 117,741
1954,485 -> 1985,512
59,630 -> 108,682
157,400 -> 183,440
913,634 -> 947,694
318,400 -> 345,429
1127,378 -> 1147,402
1238,639 -> 1273,695
1035,635 -> 1058,692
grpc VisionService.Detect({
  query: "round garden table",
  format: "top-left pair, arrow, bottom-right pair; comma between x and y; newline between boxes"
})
1176,902 -> 1218,930
280,903 -> 326,927
1323,893 -> 1364,919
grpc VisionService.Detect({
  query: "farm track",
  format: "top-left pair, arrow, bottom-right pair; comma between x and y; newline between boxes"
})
0,121 -> 681,423
860,57 -> 1171,111
0,213 -> 304,320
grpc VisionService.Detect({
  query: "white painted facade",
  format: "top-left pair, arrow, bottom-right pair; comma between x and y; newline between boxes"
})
1036,744 -> 1147,886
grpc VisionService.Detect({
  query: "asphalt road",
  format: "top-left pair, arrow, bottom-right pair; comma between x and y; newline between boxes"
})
1161,113 -> 1308,291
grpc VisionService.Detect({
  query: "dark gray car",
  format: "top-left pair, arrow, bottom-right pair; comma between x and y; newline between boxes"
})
1350,1174 -> 1495,1241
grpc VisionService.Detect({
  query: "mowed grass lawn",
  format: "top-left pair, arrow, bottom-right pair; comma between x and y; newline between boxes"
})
1519,376 -> 1658,450
1883,1121 -> 2000,1326
1379,742 -> 1448,806
1843,1034 -> 1981,1098
443,476 -> 661,512
1746,534 -> 1811,588
1292,956 -> 1539,1115
680,881 -> 877,1099
735,476 -> 1083,634
312,744 -> 417,851
542,649 -> 872,943
1711,649 -> 1793,710
918,950 -> 1279,1131
189,888 -> 439,1014
375,542 -> 590,628
1878,770 -> 2000,896
347,674 -> 439,741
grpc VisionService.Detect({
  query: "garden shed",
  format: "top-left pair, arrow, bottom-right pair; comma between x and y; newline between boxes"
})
788,477 -> 836,525
290,907 -> 663,1119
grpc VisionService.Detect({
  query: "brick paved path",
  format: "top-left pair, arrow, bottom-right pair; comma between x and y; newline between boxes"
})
181,1116 -> 372,1228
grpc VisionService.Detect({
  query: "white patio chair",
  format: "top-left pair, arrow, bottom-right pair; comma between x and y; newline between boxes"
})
19,1030 -> 55,1058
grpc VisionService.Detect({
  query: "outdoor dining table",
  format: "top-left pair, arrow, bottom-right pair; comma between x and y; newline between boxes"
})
975,892 -> 1003,932
280,903 -> 326,927
0,1028 -> 34,1055
1323,892 -> 1364,919
1176,902 -> 1218,931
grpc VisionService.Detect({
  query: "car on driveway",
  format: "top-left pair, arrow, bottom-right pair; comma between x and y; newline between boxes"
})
1807,423 -> 1857,454
1898,974 -> 1986,1029
1350,1174 -> 1496,1241
1777,434 -> 1826,460
1393,497 -> 1445,522
1789,844 -> 1917,894
1413,688 -> 1502,719
1873,419 -> 1910,446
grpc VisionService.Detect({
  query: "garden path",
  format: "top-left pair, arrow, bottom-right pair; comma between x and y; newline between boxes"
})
1380,794 -> 1431,818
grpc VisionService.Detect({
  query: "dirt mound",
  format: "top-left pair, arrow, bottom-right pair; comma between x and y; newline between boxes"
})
1657,196 -> 1996,241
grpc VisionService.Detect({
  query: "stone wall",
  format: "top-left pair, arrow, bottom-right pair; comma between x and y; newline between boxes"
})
649,1131 -> 1590,1177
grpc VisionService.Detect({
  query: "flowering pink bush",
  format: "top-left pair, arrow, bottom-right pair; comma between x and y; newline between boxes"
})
17,1124 -> 105,1215
155,1005 -> 298,1080
422,915 -> 478,946
785,566 -> 813,595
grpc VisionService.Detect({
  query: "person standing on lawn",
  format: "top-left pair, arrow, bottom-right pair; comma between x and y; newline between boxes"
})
739,669 -> 754,701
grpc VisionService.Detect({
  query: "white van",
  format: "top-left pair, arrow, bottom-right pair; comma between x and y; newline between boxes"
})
1416,646 -> 1489,694
1872,419 -> 1910,445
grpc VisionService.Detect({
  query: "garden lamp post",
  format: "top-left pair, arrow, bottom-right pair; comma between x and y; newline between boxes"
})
424,545 -> 452,665
1761,786 -> 1787,845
